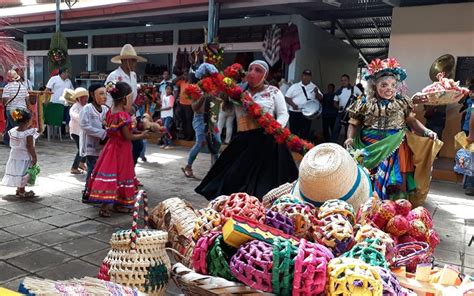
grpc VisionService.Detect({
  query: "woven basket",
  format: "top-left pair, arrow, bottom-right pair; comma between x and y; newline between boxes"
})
392,242 -> 433,273
314,213 -> 354,256
193,208 -> 223,241
149,197 -> 197,267
376,267 -> 413,296
19,276 -> 147,295
209,195 -> 230,212
424,90 -> 465,106
318,199 -> 356,225
355,224 -> 396,263
98,190 -> 171,296
172,263 -> 273,296
220,193 -> 266,223
262,182 -> 295,208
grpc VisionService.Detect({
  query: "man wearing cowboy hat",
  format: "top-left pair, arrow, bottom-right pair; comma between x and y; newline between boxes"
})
105,44 -> 147,108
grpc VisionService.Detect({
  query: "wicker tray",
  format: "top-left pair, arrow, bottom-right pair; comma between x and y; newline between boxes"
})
423,90 -> 465,106
172,263 -> 274,296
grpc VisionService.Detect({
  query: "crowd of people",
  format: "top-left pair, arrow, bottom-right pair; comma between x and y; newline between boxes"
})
2,43 -> 474,217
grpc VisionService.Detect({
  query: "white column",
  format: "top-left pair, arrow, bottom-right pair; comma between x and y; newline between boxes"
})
87,35 -> 93,71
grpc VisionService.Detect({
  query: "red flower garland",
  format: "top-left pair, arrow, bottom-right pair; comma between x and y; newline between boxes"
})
184,64 -> 314,155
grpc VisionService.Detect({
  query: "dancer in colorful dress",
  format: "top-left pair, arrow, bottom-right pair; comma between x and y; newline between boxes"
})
195,60 -> 298,200
344,58 -> 441,206
84,82 -> 150,217
1,109 -> 38,197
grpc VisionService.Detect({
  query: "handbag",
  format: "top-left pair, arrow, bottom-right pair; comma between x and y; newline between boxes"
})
454,148 -> 474,176
98,190 -> 171,295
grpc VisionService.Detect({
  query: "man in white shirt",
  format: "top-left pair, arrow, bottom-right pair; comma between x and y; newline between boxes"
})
332,74 -> 362,142
105,44 -> 147,107
46,68 -> 74,104
284,69 -> 323,140
157,70 -> 173,99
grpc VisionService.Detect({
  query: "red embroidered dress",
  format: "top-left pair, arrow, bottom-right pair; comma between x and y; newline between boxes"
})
85,111 -> 138,205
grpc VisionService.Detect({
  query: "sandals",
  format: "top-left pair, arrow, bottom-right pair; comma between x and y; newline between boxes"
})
113,205 -> 132,213
70,168 -> 83,175
181,167 -> 195,178
78,163 -> 87,171
99,209 -> 111,217
17,191 -> 35,198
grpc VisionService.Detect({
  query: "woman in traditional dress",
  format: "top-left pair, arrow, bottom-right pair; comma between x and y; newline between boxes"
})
195,60 -> 298,200
344,58 -> 440,205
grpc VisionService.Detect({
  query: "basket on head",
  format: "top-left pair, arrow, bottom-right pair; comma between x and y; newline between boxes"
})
272,237 -> 298,295
98,191 -> 171,296
318,199 -> 356,225
262,182 -> 295,208
220,193 -> 266,223
314,214 -> 354,256
230,240 -> 273,292
149,197 -> 197,267
193,208 -> 223,241
291,143 -> 371,212
424,90 -> 466,106
293,239 -> 333,295
327,257 -> 383,296
265,209 -> 295,235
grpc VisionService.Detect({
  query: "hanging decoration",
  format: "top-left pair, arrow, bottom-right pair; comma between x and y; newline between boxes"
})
48,31 -> 71,75
262,24 -> 281,67
184,63 -> 314,155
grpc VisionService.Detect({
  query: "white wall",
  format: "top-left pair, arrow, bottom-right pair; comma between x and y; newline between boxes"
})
389,3 -> 474,157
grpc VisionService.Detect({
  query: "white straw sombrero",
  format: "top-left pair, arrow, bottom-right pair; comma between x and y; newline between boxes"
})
111,44 -> 147,64
291,143 -> 372,212
72,87 -> 88,100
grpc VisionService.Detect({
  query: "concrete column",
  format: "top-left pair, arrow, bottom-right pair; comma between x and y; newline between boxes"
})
87,35 -> 92,71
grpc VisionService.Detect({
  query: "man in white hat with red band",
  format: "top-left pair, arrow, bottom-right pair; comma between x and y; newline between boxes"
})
105,44 -> 147,108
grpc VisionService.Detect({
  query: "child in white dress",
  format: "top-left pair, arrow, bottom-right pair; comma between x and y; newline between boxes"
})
1,109 -> 38,197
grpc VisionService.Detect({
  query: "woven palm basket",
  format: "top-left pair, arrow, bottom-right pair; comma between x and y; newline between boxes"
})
149,197 -> 198,267
262,182 -> 295,208
98,191 -> 171,296
424,90 -> 465,105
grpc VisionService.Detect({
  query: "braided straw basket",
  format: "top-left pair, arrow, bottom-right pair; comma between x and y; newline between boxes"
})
98,190 -> 171,296
172,263 -> 273,296
149,197 -> 198,267
262,182 -> 295,208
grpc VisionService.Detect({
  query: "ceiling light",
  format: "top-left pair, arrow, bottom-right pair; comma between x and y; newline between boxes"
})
244,16 -> 250,19
145,23 -> 152,27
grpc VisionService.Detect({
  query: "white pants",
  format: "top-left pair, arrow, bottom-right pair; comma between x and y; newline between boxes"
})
217,109 -> 235,143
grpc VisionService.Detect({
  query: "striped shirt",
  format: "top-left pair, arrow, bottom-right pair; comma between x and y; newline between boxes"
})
2,81 -> 29,110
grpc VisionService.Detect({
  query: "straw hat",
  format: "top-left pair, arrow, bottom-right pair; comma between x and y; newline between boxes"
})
291,143 -> 372,212
72,87 -> 88,100
7,69 -> 21,81
59,88 -> 76,106
111,44 -> 147,64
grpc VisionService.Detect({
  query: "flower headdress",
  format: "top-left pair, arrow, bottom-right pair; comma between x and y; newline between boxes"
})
105,81 -> 119,94
11,109 -> 23,122
364,58 -> 407,81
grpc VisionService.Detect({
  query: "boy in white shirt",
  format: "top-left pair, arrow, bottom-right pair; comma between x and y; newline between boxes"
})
332,74 -> 362,142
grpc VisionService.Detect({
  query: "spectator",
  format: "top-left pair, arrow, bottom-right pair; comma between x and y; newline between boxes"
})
176,73 -> 195,141
462,85 -> 474,196
157,70 -> 172,99
69,87 -> 88,174
321,83 -> 338,142
159,84 -> 175,149
46,67 -> 74,104
2,70 -> 30,146
0,75 -> 6,88
424,105 -> 447,141
284,69 -> 323,139
217,98 -> 235,145
356,83 -> 365,96
332,74 -> 362,143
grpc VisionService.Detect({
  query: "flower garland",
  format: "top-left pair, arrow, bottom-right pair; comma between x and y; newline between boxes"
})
48,48 -> 67,65
184,63 -> 314,155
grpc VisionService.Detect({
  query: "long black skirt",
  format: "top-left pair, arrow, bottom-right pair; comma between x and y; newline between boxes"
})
195,128 -> 299,201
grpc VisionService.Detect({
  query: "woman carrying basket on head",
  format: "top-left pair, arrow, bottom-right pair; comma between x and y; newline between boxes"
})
344,58 -> 442,207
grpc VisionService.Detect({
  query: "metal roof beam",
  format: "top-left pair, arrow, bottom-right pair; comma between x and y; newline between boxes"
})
317,22 -> 391,30
311,8 -> 392,21
382,0 -> 400,7
334,19 -> 369,65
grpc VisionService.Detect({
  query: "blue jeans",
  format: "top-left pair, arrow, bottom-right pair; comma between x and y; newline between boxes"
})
3,109 -> 21,145
162,116 -> 173,146
187,113 -> 220,166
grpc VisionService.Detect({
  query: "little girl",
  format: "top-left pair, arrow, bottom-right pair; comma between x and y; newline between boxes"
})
84,82 -> 149,217
159,84 -> 175,149
1,108 -> 38,197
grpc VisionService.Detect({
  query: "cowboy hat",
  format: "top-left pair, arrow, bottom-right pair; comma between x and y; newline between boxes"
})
72,87 -> 88,100
111,44 -> 147,64
291,143 -> 372,212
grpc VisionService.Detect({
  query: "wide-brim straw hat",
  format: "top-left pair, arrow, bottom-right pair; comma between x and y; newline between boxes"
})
291,143 -> 372,212
72,87 -> 88,100
111,44 -> 147,64
7,69 -> 21,81
59,88 -> 77,105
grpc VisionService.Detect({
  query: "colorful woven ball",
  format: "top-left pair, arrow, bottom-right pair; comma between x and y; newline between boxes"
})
407,207 -> 433,229
355,238 -> 391,263
270,202 -> 318,238
192,231 -> 220,274
271,237 -> 297,295
356,193 -> 379,225
427,229 -> 440,251
398,234 -> 417,244
393,241 -> 432,273
318,199 -> 356,225
293,239 -> 331,295
315,214 -> 354,256
265,210 -> 295,235
220,193 -> 266,223
385,215 -> 410,236
395,199 -> 412,216
342,244 -> 388,268
272,194 -> 303,206
230,240 -> 273,292
371,212 -> 389,229
407,219 -> 428,241
192,208 -> 223,241
207,234 -> 237,280
327,257 -> 383,296
355,224 -> 396,263
208,195 -> 229,212
376,267 -> 411,296
378,200 -> 397,221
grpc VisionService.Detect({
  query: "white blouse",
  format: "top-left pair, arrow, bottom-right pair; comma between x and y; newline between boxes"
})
79,104 -> 109,157
235,85 -> 289,127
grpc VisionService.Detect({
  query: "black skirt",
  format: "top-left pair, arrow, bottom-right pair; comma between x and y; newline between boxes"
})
195,128 -> 299,201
